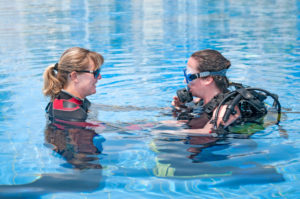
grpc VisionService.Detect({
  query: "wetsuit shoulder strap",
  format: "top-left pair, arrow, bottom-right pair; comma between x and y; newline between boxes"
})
45,101 -> 52,113
82,98 -> 91,112
203,93 -> 227,119
47,91 -> 89,122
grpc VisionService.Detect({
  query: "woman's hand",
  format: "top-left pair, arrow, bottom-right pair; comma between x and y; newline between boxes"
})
171,96 -> 184,110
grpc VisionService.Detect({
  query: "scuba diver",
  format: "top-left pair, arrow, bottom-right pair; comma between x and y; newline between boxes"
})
171,49 -> 281,137
43,47 -> 104,127
149,49 -> 284,182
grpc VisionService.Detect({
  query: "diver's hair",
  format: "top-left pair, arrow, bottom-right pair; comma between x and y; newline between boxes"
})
191,49 -> 231,93
43,47 -> 104,100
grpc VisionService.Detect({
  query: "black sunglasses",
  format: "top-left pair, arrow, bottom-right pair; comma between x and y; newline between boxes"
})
75,68 -> 101,79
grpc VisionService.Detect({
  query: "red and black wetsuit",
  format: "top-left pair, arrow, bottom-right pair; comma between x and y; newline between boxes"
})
45,90 -> 92,128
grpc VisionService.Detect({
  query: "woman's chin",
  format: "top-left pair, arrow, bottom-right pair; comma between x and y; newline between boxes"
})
189,91 -> 196,97
191,92 -> 200,98
86,89 -> 96,97
91,85 -> 97,94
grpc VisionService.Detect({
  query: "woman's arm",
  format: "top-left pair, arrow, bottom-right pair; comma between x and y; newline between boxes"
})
184,104 -> 240,134
153,105 -> 240,135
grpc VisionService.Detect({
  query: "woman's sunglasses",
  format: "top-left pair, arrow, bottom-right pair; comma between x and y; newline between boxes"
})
76,68 -> 101,79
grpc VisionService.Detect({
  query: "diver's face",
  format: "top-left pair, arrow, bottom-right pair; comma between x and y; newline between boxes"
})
186,57 -> 206,98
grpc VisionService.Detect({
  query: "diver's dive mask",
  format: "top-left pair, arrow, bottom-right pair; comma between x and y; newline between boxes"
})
177,68 -> 228,103
184,68 -> 227,84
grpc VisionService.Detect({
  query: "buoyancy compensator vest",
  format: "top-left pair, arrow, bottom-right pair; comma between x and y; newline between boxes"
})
45,90 -> 91,124
174,82 -> 281,136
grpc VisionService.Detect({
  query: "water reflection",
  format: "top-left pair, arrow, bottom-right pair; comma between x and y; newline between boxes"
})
0,123 -> 106,198
151,133 -> 284,187
44,123 -> 104,169
0,169 -> 105,199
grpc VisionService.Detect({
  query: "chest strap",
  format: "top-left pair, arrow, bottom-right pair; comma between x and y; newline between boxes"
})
203,93 -> 227,120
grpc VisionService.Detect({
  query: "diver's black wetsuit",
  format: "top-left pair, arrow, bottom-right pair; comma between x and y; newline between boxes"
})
46,90 -> 91,124
175,93 -> 229,129
186,93 -> 228,129
176,83 -> 281,137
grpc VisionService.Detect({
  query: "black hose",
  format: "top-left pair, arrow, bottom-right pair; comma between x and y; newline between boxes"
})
222,94 -> 242,123
213,88 -> 281,130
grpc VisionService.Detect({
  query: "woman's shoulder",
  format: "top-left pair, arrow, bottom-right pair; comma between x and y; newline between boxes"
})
46,91 -> 90,122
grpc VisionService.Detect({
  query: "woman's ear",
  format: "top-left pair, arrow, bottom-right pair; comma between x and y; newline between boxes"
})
69,71 -> 78,82
204,76 -> 214,85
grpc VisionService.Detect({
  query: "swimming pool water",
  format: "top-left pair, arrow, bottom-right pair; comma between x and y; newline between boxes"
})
0,0 -> 299,198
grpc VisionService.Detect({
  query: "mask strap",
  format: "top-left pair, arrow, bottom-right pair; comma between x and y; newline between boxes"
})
196,69 -> 227,78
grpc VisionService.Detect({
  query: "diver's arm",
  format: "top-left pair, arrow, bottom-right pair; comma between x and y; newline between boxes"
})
158,105 -> 240,135
190,105 -> 240,134
214,104 -> 241,127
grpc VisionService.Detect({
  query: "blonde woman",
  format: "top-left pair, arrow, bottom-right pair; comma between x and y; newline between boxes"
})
43,47 -> 104,124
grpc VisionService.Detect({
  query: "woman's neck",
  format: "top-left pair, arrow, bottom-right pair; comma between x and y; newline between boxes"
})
203,88 -> 221,105
63,87 -> 85,100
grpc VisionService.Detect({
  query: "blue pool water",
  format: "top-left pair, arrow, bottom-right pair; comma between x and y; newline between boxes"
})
0,0 -> 299,198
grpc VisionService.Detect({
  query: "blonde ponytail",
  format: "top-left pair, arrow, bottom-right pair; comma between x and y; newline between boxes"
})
43,64 -> 64,100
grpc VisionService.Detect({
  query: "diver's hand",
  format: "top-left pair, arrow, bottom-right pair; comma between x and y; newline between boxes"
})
193,98 -> 201,104
172,96 -> 184,110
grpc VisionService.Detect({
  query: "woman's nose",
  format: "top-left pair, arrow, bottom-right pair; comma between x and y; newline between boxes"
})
97,73 -> 102,80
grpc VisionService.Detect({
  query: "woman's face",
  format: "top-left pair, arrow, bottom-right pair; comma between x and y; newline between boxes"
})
186,57 -> 206,98
76,59 -> 101,99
